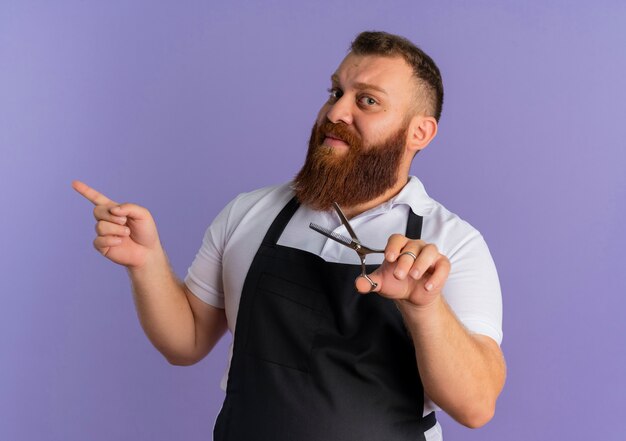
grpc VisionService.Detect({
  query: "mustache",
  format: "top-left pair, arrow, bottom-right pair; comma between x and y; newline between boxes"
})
316,121 -> 362,149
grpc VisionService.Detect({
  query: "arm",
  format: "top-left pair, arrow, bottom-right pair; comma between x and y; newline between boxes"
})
73,180 -> 227,365
355,235 -> 505,428
128,249 -> 227,365
396,297 -> 505,428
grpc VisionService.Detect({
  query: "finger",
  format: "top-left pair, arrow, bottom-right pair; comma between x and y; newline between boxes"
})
72,180 -> 116,206
391,237 -> 426,279
394,248 -> 422,280
96,220 -> 131,237
423,256 -> 451,292
93,235 -> 123,254
93,205 -> 127,225
109,203 -> 151,221
408,244 -> 440,280
385,234 -> 420,262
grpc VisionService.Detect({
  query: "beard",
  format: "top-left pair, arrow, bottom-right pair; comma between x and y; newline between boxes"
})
293,120 -> 407,211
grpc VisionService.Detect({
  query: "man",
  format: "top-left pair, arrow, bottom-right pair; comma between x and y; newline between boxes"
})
74,31 -> 505,441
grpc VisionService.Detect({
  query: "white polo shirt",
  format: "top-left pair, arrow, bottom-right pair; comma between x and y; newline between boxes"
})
185,176 -> 502,440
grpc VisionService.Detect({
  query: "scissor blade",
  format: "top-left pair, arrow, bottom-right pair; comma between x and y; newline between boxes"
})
332,202 -> 359,241
309,223 -> 356,249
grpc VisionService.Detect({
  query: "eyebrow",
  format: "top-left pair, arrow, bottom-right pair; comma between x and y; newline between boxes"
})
331,74 -> 388,95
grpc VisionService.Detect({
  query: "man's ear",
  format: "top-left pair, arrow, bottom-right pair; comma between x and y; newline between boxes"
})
406,115 -> 438,154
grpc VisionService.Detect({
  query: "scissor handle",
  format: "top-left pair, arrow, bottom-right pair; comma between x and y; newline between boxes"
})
356,251 -> 379,292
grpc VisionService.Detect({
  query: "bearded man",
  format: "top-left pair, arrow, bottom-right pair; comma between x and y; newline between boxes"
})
74,31 -> 505,441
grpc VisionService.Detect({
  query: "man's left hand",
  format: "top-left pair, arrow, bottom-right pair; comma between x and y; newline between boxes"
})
355,234 -> 450,308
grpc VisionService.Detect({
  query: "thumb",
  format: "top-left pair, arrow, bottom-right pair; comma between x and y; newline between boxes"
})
109,203 -> 151,221
355,267 -> 384,294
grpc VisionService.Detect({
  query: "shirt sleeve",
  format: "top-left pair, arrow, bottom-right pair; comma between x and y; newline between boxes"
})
184,199 -> 237,309
443,231 -> 503,345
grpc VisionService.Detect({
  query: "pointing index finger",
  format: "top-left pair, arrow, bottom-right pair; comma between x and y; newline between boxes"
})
72,180 -> 116,206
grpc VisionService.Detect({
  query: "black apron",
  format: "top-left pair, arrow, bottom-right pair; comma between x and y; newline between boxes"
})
214,198 -> 436,440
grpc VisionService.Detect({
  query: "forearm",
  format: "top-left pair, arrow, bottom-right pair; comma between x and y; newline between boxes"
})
127,247 -> 197,364
397,295 -> 505,428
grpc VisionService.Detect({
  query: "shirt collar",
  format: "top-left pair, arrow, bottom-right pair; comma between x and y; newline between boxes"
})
386,175 -> 434,216
349,175 -> 434,220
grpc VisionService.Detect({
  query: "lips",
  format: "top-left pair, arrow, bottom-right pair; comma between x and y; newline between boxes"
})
316,121 -> 361,151
325,134 -> 344,142
323,135 -> 349,149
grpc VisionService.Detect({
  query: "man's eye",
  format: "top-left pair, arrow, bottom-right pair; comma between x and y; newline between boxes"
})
327,88 -> 343,101
359,96 -> 377,106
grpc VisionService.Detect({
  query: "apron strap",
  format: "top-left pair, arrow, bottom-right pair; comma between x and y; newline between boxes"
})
406,208 -> 423,240
422,412 -> 437,432
262,196 -> 300,246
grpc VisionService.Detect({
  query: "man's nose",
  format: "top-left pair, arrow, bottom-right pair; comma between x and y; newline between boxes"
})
325,96 -> 354,125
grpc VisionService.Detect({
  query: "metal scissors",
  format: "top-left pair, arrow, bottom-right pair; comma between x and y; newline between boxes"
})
309,202 -> 384,291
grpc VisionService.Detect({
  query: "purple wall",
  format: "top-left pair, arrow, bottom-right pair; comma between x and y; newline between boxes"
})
2,1 -> 625,440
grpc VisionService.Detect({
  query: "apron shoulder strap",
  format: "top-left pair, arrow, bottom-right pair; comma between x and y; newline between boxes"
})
262,196 -> 300,246
405,209 -> 423,240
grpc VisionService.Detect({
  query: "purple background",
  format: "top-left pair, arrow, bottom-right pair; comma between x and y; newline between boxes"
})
2,1 -> 625,440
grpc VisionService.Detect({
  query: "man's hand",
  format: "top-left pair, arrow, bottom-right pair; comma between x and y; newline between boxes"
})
72,180 -> 161,269
355,234 -> 450,307
357,234 -> 504,427
72,180 -> 227,365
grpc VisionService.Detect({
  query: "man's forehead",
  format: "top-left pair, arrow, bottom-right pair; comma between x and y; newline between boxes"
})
331,53 -> 414,88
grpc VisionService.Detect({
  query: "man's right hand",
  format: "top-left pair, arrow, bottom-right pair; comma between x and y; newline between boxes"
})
72,180 -> 161,269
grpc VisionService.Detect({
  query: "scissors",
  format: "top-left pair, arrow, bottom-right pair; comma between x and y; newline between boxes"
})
309,202 -> 384,291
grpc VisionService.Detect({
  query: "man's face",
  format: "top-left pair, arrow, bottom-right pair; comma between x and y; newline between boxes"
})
316,53 -> 416,153
294,54 -> 417,211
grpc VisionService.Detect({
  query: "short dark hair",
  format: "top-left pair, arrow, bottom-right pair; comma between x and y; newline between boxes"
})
350,31 -> 444,122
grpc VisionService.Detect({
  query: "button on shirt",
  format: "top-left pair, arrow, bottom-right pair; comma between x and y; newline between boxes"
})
185,176 -> 502,441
